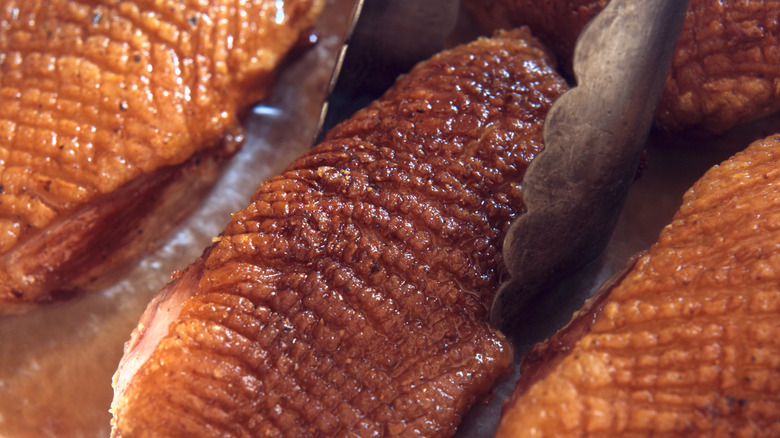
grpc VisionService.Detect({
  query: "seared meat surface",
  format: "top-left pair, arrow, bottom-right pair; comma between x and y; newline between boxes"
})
496,133 -> 780,437
111,29 -> 567,437
0,0 -> 323,312
465,0 -> 780,135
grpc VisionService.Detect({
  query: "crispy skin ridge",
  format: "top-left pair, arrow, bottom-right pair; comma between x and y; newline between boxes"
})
0,0 -> 323,310
496,134 -> 780,437
111,29 -> 568,437
465,0 -> 780,135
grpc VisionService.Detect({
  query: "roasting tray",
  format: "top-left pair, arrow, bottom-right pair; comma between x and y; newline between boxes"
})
1,0 -> 778,436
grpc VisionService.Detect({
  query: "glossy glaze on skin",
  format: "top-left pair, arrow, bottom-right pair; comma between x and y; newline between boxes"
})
465,0 -> 780,136
0,0 -> 323,312
496,134 -> 780,437
110,29 -> 568,437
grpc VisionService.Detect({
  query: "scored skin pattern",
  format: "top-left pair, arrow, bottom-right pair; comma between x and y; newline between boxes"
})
464,0 -> 780,136
112,29 -> 568,437
0,0 -> 321,302
496,134 -> 780,437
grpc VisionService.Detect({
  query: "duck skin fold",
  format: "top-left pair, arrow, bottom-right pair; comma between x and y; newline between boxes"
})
0,0 -> 323,313
465,0 -> 780,136
496,133 -> 780,437
110,28 -> 568,437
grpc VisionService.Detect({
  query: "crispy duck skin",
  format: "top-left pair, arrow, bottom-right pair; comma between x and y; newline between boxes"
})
495,134 -> 780,437
110,29 -> 568,437
464,0 -> 780,136
0,0 -> 323,312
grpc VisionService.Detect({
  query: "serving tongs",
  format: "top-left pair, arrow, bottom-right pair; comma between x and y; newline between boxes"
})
491,0 -> 690,331
315,0 -> 690,332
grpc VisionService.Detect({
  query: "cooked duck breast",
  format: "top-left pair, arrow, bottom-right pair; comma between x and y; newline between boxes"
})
0,0 -> 323,312
111,28 -> 568,437
496,133 -> 780,437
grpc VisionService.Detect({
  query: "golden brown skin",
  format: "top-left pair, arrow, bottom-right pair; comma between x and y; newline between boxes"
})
110,29 -> 568,437
0,0 -> 323,312
496,133 -> 780,437
465,0 -> 780,136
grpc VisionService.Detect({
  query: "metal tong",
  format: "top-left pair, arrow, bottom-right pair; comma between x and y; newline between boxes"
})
491,0 -> 690,331
315,0 -> 690,332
